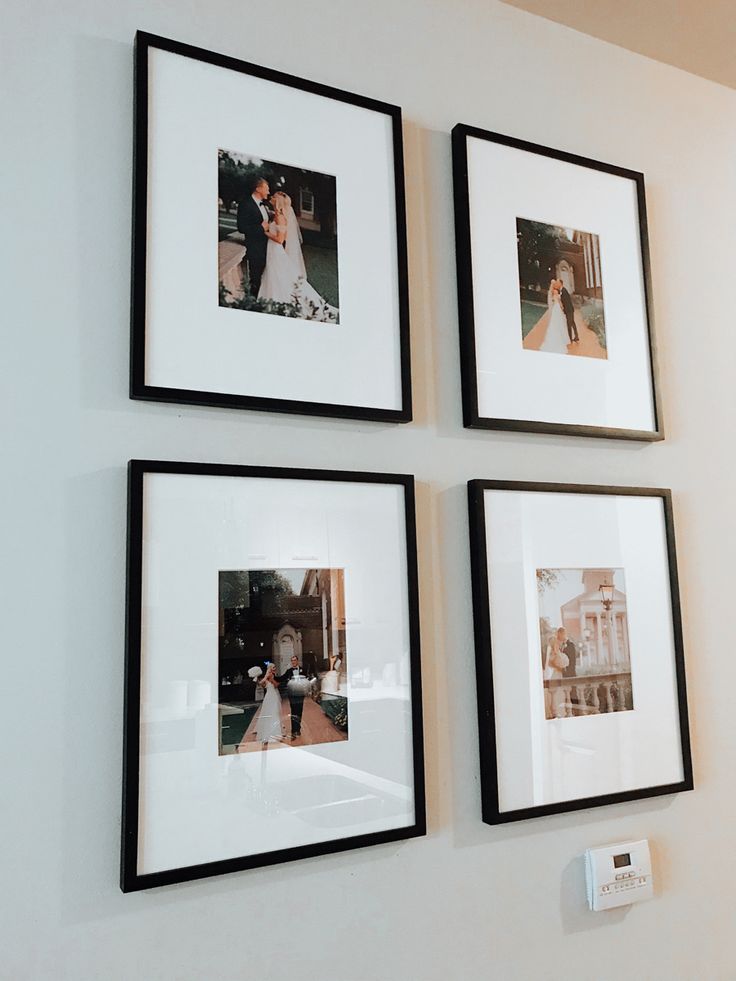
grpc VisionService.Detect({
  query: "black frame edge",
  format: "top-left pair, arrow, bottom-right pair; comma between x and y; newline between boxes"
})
121,461 -> 144,892
467,481 -> 501,822
452,126 -> 481,429
134,30 -> 404,115
129,34 -> 148,400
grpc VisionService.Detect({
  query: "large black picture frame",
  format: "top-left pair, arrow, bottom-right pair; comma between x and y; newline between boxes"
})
130,32 -> 412,423
453,125 -> 663,441
122,460 -> 425,891
468,479 -> 693,824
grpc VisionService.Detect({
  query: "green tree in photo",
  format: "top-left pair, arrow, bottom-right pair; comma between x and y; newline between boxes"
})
536,568 -> 561,595
218,150 -> 267,206
219,570 -> 294,610
517,220 -> 561,279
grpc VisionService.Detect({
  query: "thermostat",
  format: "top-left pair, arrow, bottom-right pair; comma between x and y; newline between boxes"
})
585,839 -> 653,911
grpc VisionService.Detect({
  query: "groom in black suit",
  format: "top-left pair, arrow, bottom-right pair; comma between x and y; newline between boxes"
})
559,629 -> 578,678
559,285 -> 580,343
277,655 -> 307,740
236,176 -> 270,297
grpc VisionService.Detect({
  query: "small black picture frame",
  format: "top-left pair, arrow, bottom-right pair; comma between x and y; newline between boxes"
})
122,460 -> 425,891
131,32 -> 412,423
468,479 -> 693,824
453,125 -> 663,441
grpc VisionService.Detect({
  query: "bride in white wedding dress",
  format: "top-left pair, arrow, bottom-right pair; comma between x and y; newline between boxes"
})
539,279 -> 570,355
258,192 -> 337,322
255,664 -> 283,747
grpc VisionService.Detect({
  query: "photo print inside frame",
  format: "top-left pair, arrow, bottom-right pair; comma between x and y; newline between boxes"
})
218,150 -> 339,323
537,568 -> 633,720
517,217 -> 606,359
218,568 -> 348,754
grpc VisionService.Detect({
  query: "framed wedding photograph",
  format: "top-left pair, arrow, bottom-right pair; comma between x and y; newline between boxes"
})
122,460 -> 425,891
468,480 -> 692,823
130,32 -> 411,422
453,125 -> 662,440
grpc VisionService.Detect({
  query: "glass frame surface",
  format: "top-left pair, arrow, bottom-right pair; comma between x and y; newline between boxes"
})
453,125 -> 663,441
468,479 -> 693,824
131,32 -> 412,422
122,460 -> 425,891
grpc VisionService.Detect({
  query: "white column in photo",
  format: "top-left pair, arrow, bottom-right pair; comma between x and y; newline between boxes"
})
608,610 -> 618,666
619,614 -> 631,664
330,568 -> 340,664
321,588 -> 329,663
617,681 -> 628,711
615,611 -> 628,668
601,682 -> 614,712
592,232 -> 603,290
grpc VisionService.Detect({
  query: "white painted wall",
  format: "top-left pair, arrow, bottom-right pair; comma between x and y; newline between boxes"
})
3,0 -> 735,978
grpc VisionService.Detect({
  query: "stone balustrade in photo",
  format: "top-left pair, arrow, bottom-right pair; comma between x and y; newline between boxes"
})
545,671 -> 633,718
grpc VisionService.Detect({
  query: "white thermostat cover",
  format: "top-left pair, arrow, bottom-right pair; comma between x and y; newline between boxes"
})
585,839 -> 653,911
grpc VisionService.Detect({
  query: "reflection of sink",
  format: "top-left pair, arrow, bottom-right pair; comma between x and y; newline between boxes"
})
275,776 -> 406,828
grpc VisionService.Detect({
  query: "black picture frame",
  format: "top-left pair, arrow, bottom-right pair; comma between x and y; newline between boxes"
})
468,479 -> 693,824
130,32 -> 412,423
452,124 -> 663,441
122,460 -> 425,892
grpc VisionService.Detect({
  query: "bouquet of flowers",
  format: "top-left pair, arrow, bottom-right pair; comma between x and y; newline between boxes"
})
247,666 -> 263,680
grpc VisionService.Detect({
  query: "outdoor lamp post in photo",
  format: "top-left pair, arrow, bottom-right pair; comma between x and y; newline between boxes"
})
598,580 -> 614,611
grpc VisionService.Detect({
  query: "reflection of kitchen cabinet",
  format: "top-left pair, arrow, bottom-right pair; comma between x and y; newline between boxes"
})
344,699 -> 413,784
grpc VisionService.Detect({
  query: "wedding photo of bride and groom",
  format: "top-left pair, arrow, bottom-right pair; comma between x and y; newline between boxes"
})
217,149 -> 340,323
537,567 -> 634,721
517,217 -> 607,360
218,568 -> 349,755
